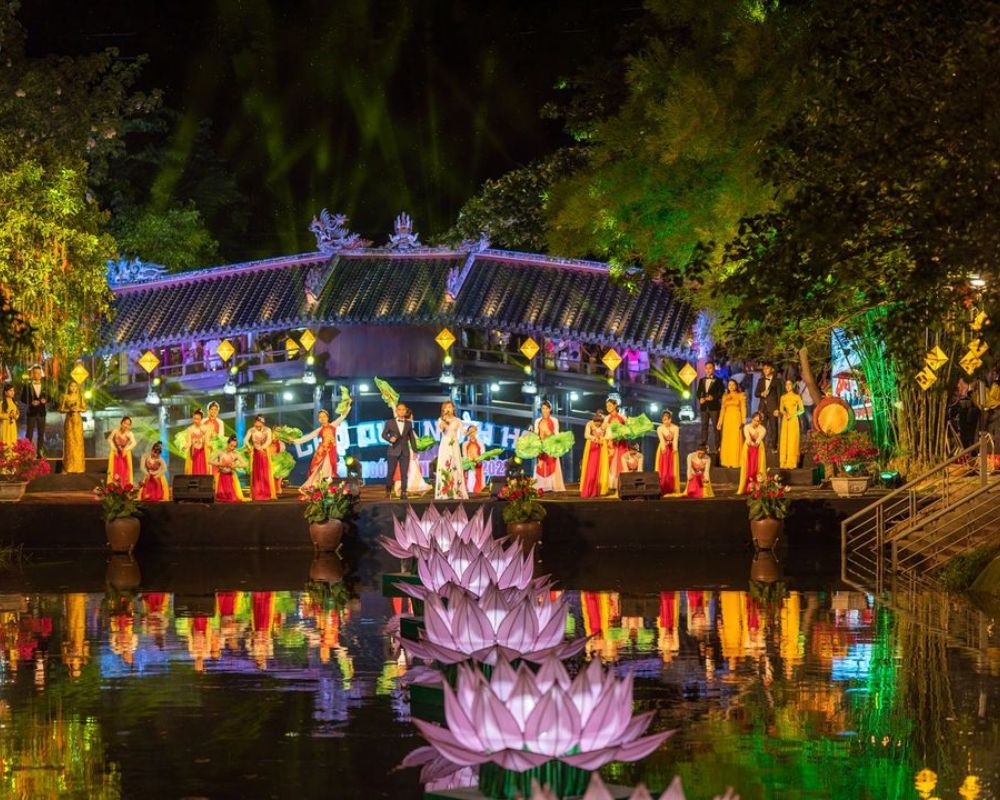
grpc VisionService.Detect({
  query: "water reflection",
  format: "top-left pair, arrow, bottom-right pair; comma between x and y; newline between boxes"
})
0,569 -> 997,798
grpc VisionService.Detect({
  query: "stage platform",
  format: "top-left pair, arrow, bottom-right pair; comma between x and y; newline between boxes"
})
0,483 -> 875,559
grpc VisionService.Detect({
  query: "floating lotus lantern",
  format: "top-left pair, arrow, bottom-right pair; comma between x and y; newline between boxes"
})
523,773 -> 739,800
403,585 -> 584,666
404,655 -> 673,798
381,504 -> 492,560
398,539 -> 537,600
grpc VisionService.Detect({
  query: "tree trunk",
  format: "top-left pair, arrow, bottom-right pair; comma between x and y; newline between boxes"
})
797,346 -> 824,407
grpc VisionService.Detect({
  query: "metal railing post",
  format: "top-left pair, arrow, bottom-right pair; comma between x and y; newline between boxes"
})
980,433 -> 989,487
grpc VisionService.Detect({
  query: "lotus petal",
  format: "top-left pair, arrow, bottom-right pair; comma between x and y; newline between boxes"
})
424,763 -> 478,791
479,583 -> 512,630
460,555 -> 499,597
662,777 -> 687,800
507,663 -> 542,728
497,597 -> 539,653
488,656 -> 518,702
487,748 -> 550,772
628,786 -> 655,800
523,684 -> 582,757
582,773 -> 617,800
473,684 -> 525,752
451,593 -> 495,652
412,719 -> 486,767
442,680 -> 484,751
534,655 -> 572,693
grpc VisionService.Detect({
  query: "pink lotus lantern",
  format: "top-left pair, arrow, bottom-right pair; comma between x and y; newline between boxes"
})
398,538 -> 537,599
403,655 -> 673,798
403,585 -> 585,666
381,505 -> 492,560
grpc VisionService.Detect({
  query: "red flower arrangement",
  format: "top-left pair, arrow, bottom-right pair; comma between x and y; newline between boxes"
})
94,479 -> 141,522
0,438 -> 52,483
499,474 -> 547,524
747,475 -> 791,520
811,430 -> 880,476
300,478 -> 356,523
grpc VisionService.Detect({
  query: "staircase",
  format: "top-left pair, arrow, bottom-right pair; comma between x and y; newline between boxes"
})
842,433 -> 1000,595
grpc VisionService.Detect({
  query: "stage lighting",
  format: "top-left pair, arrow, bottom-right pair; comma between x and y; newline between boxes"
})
444,354 -> 453,366
606,377 -> 615,386
358,382 -> 370,393
490,382 -> 501,392
649,402 -> 660,413
682,390 -> 691,400
83,389 -> 93,400
229,365 -> 238,375
306,354 -> 315,366
523,365 -> 532,375
223,376 -> 237,396
145,388 -> 160,405
282,390 -> 294,402
303,365 -> 316,385
521,380 -> 537,395
570,391 -> 580,402
440,368 -> 456,385
152,377 -> 161,387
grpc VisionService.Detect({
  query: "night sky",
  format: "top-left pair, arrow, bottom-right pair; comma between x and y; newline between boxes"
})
22,0 -> 636,260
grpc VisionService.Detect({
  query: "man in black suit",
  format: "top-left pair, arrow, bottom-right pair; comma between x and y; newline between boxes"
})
19,364 -> 49,454
755,362 -> 782,452
382,402 -> 417,499
696,361 -> 725,454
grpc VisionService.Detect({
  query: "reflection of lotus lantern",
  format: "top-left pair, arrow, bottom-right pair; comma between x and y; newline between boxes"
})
404,655 -> 673,794
403,586 -> 585,665
399,539 -> 536,599
523,773 -> 739,800
380,505 -> 491,559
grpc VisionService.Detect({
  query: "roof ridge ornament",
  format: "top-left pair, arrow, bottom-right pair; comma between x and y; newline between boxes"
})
106,257 -> 168,287
445,232 -> 490,303
385,212 -> 422,250
309,210 -> 370,254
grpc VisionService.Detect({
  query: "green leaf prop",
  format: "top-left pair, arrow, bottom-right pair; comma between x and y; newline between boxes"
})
462,447 -> 504,471
374,377 -> 399,410
271,450 -> 296,480
335,385 -> 352,416
609,414 -> 655,441
413,434 -> 437,452
515,432 -> 543,459
172,429 -> 189,457
540,431 -> 575,458
210,434 -> 229,455
272,425 -> 303,444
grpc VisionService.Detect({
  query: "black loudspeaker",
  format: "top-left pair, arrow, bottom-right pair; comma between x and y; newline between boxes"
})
490,477 -> 508,498
618,471 -> 662,500
171,474 -> 216,502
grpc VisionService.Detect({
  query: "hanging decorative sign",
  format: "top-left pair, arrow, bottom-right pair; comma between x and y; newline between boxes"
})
216,339 -> 235,362
959,352 -> 983,376
285,337 -> 301,357
971,310 -> 989,331
519,337 -> 540,361
602,348 -> 623,373
915,366 -> 938,390
299,330 -> 317,351
435,328 -> 456,351
678,362 -> 698,386
924,346 -> 948,371
69,362 -> 89,385
138,350 -> 160,374
966,338 -> 989,359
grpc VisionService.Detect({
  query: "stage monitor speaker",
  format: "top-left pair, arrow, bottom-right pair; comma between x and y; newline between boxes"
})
172,474 -> 216,502
490,477 -> 508,498
617,471 -> 662,500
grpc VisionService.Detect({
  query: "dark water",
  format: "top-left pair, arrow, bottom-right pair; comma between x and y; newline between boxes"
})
0,550 -> 998,800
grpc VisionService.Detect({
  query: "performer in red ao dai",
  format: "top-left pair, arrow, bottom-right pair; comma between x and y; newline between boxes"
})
532,401 -> 565,492
579,411 -> 608,498
139,442 -> 170,501
183,409 -> 210,476
203,401 -> 223,473
685,443 -> 714,498
737,412 -> 768,495
105,416 -> 136,486
294,407 -> 350,486
463,425 -> 485,494
604,397 -> 628,492
244,415 -> 276,500
655,410 -> 681,496
211,435 -> 248,502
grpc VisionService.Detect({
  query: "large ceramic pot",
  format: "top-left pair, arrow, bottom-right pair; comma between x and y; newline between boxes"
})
105,517 -> 140,553
106,554 -> 142,592
309,518 -> 345,551
309,553 -> 345,583
0,481 -> 27,503
831,475 -> 870,498
506,520 -> 543,556
750,517 -> 783,550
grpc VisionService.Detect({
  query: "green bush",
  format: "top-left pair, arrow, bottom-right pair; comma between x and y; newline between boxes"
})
938,547 -> 999,593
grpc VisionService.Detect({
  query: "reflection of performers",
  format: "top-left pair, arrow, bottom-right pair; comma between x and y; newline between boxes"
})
685,445 -> 714,498
655,411 -> 681,496
244,416 -> 276,500
295,408 -> 349,486
532,402 -> 565,492
184,410 -> 210,475
62,593 -> 89,678
737,413 -> 768,495
463,425 -> 484,494
604,397 -> 628,492
105,416 -> 136,486
139,442 -> 170,501
579,411 -> 608,498
211,436 -> 247,502
59,380 -> 86,473
2,383 -> 20,447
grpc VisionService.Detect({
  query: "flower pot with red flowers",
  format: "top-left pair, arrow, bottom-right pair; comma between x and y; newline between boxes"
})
0,438 -> 52,502
500,472 -> 546,554
747,475 -> 790,550
301,478 -> 356,550
812,430 -> 879,497
95,480 -> 142,553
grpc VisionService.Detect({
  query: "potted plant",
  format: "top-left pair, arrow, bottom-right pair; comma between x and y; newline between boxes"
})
747,475 -> 791,549
95,480 -> 142,553
812,430 -> 880,497
0,439 -> 52,502
499,470 -> 546,553
301,478 -> 356,551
